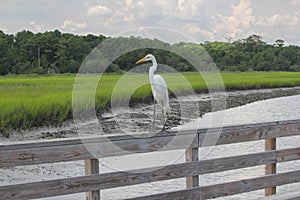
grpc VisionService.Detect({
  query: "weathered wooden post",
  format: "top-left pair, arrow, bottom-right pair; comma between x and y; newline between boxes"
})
265,138 -> 276,196
186,147 -> 199,188
85,159 -> 100,200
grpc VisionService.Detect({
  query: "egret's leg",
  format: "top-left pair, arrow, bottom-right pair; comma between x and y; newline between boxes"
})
153,103 -> 156,133
162,108 -> 164,124
162,108 -> 167,131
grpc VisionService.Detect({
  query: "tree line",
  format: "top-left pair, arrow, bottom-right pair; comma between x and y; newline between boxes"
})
0,30 -> 299,75
0,30 -> 105,75
204,35 -> 300,72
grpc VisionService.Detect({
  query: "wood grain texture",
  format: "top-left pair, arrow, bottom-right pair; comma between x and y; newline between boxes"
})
85,159 -> 100,200
201,169 -> 300,199
201,119 -> 300,147
265,138 -> 276,196
0,149 -> 290,199
277,147 -> 300,162
123,170 -> 300,200
0,132 -> 198,167
259,190 -> 300,200
185,148 -> 199,188
1,119 -> 300,168
1,119 -> 300,199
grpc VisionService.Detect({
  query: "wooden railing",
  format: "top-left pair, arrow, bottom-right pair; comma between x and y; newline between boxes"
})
1,119 -> 300,199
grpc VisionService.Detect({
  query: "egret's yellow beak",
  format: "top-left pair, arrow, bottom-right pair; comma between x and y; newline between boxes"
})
135,56 -> 148,64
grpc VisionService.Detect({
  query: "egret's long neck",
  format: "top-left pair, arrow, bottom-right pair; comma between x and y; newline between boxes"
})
149,60 -> 157,83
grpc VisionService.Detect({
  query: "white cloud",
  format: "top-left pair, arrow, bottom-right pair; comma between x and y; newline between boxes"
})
291,0 -> 300,5
61,20 -> 87,32
86,5 -> 112,16
125,0 -> 135,10
1,0 -> 300,45
256,13 -> 299,28
110,10 -> 135,24
213,0 -> 255,39
174,0 -> 204,20
29,22 -> 44,32
176,0 -> 186,12
184,23 -> 215,40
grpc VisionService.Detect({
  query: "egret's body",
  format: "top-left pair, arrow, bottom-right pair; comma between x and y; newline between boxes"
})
151,75 -> 170,109
136,54 -> 170,131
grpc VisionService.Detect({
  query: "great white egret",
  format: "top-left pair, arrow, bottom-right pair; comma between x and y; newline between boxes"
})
136,54 -> 170,131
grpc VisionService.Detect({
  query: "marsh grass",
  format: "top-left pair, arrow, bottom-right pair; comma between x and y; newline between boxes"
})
1,71 -> 300,136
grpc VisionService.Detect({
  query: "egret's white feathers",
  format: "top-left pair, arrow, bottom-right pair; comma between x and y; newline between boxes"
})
136,54 -> 170,113
151,75 -> 170,110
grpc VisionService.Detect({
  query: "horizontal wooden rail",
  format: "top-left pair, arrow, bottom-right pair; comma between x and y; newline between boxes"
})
1,119 -> 300,199
1,147 -> 300,199
1,119 -> 300,168
124,170 -> 300,200
259,190 -> 300,200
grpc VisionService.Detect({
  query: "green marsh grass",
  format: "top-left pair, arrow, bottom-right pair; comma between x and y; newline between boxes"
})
1,71 -> 300,136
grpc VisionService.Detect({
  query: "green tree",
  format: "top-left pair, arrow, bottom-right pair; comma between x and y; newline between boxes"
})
0,31 -> 14,74
274,39 -> 285,47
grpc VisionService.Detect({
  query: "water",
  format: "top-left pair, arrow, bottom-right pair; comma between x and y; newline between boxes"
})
2,94 -> 300,199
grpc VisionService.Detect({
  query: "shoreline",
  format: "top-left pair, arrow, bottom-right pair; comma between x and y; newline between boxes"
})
2,87 -> 300,200
2,86 -> 300,142
3,71 -> 300,136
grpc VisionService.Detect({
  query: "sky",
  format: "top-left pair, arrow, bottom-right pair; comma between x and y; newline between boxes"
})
1,0 -> 300,45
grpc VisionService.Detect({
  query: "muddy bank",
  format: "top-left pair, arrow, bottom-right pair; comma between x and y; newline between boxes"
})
3,87 -> 300,141
99,86 -> 300,134
189,86 -> 300,118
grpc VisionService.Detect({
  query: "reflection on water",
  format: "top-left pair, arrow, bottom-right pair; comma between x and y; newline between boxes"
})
179,94 -> 300,129
221,94 -> 300,125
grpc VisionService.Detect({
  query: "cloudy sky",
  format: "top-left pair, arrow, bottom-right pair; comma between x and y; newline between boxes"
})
1,0 -> 300,45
